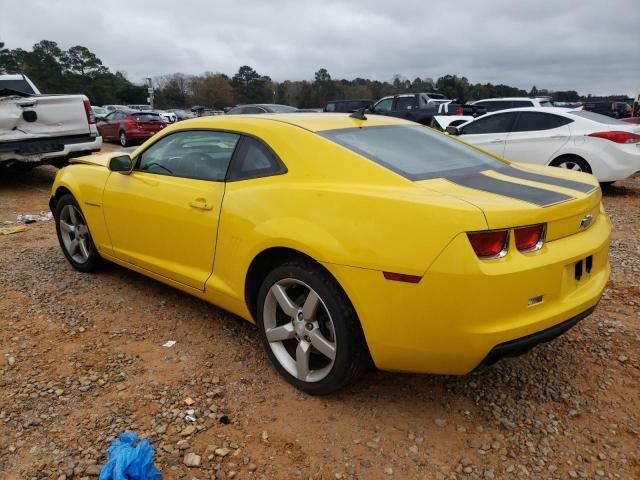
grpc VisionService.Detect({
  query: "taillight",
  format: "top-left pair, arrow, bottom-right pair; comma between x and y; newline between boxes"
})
83,99 -> 95,124
588,131 -> 640,144
466,230 -> 509,259
514,224 -> 545,252
455,106 -> 464,116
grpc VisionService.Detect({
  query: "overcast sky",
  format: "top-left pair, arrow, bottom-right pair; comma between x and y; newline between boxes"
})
3,0 -> 639,95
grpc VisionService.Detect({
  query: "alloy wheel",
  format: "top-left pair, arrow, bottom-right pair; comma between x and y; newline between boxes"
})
262,279 -> 337,382
59,204 -> 91,264
557,160 -> 583,171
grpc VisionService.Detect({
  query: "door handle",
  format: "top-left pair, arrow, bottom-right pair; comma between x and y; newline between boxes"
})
489,139 -> 504,143
551,135 -> 568,139
189,198 -> 213,210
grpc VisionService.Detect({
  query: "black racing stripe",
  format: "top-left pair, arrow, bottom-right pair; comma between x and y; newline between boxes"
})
500,166 -> 596,194
447,173 -> 574,206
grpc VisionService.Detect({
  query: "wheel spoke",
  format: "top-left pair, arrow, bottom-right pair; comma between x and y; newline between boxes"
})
302,290 -> 321,320
60,221 -> 75,234
309,330 -> 336,360
78,238 -> 90,259
68,207 -> 78,226
295,340 -> 311,380
69,239 -> 79,255
271,284 -> 298,317
265,323 -> 295,342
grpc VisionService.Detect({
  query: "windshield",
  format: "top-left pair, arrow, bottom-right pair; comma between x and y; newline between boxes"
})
568,110 -> 630,125
320,125 -> 507,180
268,105 -> 298,113
134,113 -> 162,122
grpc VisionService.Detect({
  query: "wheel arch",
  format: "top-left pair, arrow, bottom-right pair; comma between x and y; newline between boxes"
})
548,153 -> 592,173
244,247 -> 355,323
49,185 -> 75,217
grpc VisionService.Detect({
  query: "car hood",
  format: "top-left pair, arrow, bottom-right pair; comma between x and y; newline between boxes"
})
416,163 -> 602,242
69,151 -> 126,168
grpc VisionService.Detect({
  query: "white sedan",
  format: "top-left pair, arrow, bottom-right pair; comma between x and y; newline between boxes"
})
449,107 -> 640,183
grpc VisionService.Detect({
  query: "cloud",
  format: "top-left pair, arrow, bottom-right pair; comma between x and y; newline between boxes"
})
2,0 -> 639,95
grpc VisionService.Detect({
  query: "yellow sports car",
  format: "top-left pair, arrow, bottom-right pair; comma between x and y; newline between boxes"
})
49,112 -> 611,394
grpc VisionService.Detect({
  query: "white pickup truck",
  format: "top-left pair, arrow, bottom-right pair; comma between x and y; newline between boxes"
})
0,74 -> 102,168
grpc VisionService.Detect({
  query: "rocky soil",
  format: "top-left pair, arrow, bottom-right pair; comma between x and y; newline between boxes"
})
0,163 -> 638,480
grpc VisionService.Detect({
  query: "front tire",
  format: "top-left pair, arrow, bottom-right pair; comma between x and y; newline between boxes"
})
54,194 -> 101,273
256,261 -> 369,395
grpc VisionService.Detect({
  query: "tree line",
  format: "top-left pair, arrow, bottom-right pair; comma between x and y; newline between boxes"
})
0,41 -> 629,110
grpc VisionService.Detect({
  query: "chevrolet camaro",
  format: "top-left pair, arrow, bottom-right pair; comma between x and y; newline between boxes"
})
49,113 -> 611,394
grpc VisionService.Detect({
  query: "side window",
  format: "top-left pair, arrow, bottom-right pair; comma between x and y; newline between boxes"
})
395,96 -> 417,111
510,100 -> 534,108
227,136 -> 285,181
460,112 -> 517,135
374,98 -> 393,112
325,103 -> 336,112
136,130 -> 240,181
243,107 -> 264,114
512,112 -> 572,132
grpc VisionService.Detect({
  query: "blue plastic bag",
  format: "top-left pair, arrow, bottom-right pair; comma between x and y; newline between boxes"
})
99,432 -> 162,480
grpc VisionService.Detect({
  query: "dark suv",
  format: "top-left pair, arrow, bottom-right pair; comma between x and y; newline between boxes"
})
324,99 -> 374,113
582,101 -> 632,119
370,93 -> 486,125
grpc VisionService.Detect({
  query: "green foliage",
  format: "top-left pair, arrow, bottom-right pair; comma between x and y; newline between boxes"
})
0,40 -> 145,105
231,65 -> 272,103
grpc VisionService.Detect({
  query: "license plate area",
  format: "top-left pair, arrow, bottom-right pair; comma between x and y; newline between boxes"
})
574,255 -> 593,281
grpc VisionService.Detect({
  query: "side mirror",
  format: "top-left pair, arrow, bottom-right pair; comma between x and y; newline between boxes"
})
446,125 -> 460,136
108,154 -> 133,174
368,105 -> 376,113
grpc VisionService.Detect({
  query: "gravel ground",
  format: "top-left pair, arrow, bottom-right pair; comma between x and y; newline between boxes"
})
0,159 -> 638,480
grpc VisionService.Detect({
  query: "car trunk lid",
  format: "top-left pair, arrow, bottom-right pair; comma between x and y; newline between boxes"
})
417,164 -> 601,242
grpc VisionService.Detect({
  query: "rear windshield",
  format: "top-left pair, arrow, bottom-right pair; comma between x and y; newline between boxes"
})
0,79 -> 36,94
568,110 -> 630,125
320,124 -> 506,180
134,113 -> 162,122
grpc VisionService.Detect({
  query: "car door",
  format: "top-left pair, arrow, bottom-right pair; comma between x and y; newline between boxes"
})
503,112 -> 572,164
392,95 -> 419,120
102,129 -> 241,290
99,112 -> 117,139
371,97 -> 393,116
457,112 -> 518,157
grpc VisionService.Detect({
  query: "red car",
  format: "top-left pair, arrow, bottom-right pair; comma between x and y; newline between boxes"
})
622,117 -> 640,125
97,109 -> 166,146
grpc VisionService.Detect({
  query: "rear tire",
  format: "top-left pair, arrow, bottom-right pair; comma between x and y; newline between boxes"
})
54,194 -> 102,273
119,131 -> 129,147
256,261 -> 369,395
550,155 -> 592,174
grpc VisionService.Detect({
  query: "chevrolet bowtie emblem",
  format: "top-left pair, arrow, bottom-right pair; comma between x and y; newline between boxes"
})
580,214 -> 593,229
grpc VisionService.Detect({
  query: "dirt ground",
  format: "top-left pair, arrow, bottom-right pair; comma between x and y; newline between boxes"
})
0,149 -> 638,480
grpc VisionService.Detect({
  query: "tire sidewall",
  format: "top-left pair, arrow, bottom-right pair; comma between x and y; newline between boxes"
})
119,131 -> 128,147
54,194 -> 100,273
256,262 -> 363,395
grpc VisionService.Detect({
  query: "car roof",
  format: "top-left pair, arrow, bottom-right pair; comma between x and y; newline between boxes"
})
473,97 -> 539,102
173,112 -> 412,132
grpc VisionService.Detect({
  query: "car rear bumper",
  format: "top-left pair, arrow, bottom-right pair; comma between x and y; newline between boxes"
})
0,135 -> 102,165
324,209 -> 611,374
586,142 -> 640,182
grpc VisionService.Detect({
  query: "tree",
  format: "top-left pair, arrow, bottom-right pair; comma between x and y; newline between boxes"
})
529,85 -> 539,96
192,73 -> 235,108
65,45 -> 108,77
231,65 -> 271,103
312,67 -> 336,106
25,40 -> 66,92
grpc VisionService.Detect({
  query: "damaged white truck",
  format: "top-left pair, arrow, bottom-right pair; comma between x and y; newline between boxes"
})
0,74 -> 101,169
